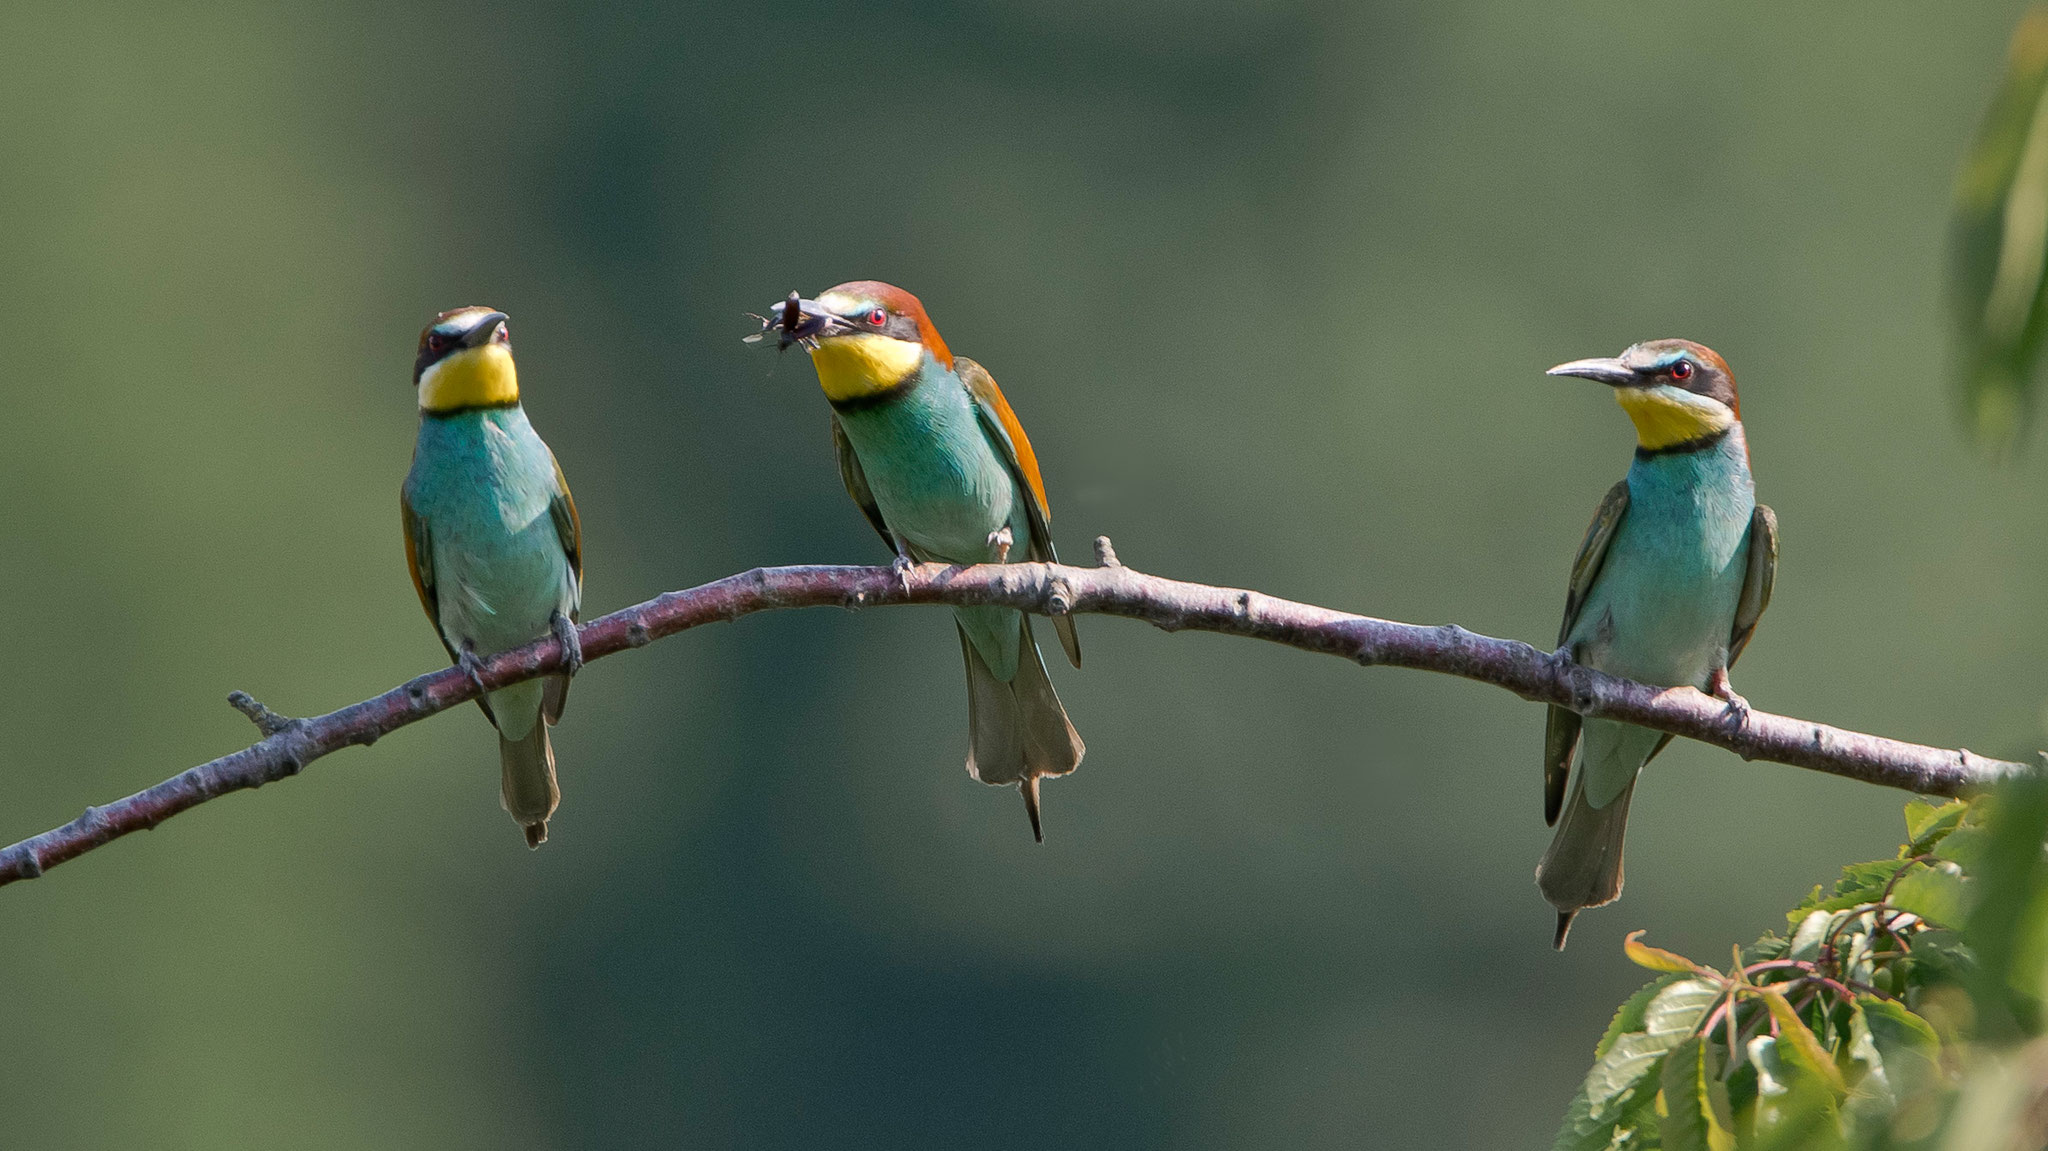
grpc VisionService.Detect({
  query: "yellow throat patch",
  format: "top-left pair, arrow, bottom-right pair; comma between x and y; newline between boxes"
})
810,333 -> 925,403
419,344 -> 519,412
1615,387 -> 1733,450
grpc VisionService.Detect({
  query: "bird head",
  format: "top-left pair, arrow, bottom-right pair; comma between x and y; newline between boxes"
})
748,280 -> 952,404
1547,339 -> 1740,451
415,306 -> 517,413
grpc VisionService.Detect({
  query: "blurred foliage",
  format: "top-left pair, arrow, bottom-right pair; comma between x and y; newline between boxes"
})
1952,4 -> 2048,452
1558,783 -> 2048,1149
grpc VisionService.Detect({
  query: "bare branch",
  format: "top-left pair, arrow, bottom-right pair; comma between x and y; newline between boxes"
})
0,538 -> 2030,887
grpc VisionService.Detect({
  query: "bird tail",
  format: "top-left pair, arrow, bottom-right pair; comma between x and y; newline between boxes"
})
1536,772 -> 1637,950
960,616 -> 1084,842
499,715 -> 560,849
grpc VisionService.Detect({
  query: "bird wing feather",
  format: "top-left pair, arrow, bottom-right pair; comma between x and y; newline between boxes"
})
1728,504 -> 1777,668
1544,480 -> 1631,825
831,414 -> 896,551
543,452 -> 582,725
400,486 -> 455,664
402,482 -> 495,725
548,452 -> 583,599
956,356 -> 1080,667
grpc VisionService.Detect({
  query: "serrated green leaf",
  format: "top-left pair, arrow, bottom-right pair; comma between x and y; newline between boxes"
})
1933,824 -> 1994,874
1741,934 -> 1790,966
1791,860 -> 1910,919
1906,799 -> 1969,850
1840,1002 -> 1893,1116
1582,980 -> 1722,1122
1595,975 -> 1684,1062
1557,975 -> 1687,1151
1659,1037 -> 1736,1151
1760,991 -> 1849,1095
1892,862 -> 1971,928
1746,1036 -> 1847,1151
1858,997 -> 1941,1086
1789,910 -> 1833,962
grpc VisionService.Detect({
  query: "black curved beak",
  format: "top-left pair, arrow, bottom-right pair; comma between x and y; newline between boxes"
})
744,293 -> 853,348
1546,357 -> 1639,387
461,311 -> 510,349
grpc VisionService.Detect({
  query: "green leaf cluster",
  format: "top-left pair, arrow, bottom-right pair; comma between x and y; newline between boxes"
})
1950,3 -> 2048,452
1557,782 -> 2048,1149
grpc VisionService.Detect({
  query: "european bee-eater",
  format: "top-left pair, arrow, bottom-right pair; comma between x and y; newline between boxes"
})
1537,340 -> 1777,949
750,281 -> 1083,840
401,306 -> 584,848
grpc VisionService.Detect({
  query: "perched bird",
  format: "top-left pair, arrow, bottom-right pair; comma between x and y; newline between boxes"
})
1537,340 -> 1776,949
401,306 -> 584,848
752,281 -> 1083,840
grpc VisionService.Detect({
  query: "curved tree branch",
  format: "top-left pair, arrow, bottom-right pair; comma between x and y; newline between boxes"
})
0,536 -> 2031,888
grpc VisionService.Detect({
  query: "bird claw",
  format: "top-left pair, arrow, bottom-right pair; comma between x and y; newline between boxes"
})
457,643 -> 491,698
890,550 -> 916,593
1708,668 -> 1749,729
986,526 -> 1014,564
551,611 -> 584,677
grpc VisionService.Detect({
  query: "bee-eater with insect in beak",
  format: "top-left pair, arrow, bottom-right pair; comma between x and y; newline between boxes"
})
1538,340 -> 1776,949
749,281 -> 1083,841
401,306 -> 584,848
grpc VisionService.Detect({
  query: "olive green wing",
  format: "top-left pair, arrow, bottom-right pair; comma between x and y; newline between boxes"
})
1728,504 -> 1777,669
403,484 -> 495,725
543,452 -> 582,725
831,414 -> 896,552
957,356 -> 1081,668
401,486 -> 456,664
1544,480 -> 1630,826
548,452 -> 583,599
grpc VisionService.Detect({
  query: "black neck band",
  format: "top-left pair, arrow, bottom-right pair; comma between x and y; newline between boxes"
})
1635,425 -> 1731,460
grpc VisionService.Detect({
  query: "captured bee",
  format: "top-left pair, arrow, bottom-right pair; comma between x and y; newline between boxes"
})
743,291 -> 858,351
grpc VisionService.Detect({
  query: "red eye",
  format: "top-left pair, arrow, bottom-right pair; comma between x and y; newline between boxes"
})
1670,360 -> 1693,380
426,332 -> 449,352
492,322 -> 509,344
868,309 -> 887,326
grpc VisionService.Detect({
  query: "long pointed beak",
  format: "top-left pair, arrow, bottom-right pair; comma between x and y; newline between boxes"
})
743,293 -> 853,348
460,311 -> 510,348
1545,357 -> 1638,387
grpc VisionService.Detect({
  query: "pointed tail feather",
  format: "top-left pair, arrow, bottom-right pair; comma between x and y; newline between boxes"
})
960,617 -> 1083,840
1535,775 -> 1636,949
499,717 -> 560,849
1022,777 -> 1044,843
542,673 -> 571,725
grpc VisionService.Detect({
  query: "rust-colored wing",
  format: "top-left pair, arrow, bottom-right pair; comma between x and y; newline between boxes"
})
957,356 -> 1080,667
400,485 -> 457,665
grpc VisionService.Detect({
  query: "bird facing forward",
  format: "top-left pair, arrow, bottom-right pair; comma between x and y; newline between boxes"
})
1538,340 -> 1777,948
401,307 -> 584,847
751,281 -> 1083,840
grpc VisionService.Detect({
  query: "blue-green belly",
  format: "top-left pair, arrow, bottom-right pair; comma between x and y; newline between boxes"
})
1569,435 -> 1755,808
405,407 -> 577,736
834,372 -> 1033,680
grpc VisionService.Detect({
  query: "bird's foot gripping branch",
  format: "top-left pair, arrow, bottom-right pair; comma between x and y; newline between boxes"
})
0,538 -> 2031,890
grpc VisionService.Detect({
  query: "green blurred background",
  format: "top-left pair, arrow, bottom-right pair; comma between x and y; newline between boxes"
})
1,2 -> 2042,1146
